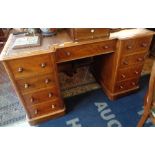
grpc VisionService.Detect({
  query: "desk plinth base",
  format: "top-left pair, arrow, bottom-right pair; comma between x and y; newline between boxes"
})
27,107 -> 66,126
100,81 -> 140,100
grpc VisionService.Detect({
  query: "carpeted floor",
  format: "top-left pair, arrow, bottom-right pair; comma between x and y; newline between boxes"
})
0,84 -> 25,126
0,63 -> 25,126
38,75 -> 154,127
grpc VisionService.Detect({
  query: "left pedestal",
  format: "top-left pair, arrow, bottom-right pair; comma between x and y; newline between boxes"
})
2,53 -> 65,126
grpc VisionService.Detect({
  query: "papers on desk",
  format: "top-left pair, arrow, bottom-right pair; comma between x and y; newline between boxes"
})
12,35 -> 41,49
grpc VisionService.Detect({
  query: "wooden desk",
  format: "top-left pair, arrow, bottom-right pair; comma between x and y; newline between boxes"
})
0,29 -> 10,52
0,29 -> 154,125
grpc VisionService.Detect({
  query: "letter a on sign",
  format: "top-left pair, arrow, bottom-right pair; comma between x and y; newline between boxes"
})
94,102 -> 108,112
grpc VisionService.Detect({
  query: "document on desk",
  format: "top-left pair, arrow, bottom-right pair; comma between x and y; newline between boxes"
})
12,35 -> 40,49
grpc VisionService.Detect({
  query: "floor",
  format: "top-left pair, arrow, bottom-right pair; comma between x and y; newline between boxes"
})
0,55 -> 154,127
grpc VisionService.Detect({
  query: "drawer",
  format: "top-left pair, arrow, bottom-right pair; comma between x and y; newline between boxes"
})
116,64 -> 143,82
68,28 -> 110,41
121,36 -> 152,55
16,73 -> 55,94
23,86 -> 59,106
27,99 -> 63,119
114,78 -> 139,93
56,39 -> 116,63
119,53 -> 147,69
7,54 -> 54,79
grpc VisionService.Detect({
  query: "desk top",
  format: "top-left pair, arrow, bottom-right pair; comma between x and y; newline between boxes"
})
0,28 -> 154,61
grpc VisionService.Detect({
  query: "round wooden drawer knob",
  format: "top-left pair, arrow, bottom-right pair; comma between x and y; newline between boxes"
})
48,93 -> 53,98
24,83 -> 29,88
141,43 -> 147,47
30,97 -> 34,103
34,109 -> 38,115
91,29 -> 95,33
103,45 -> 109,49
51,104 -> 55,109
41,63 -> 46,68
131,82 -> 136,86
127,45 -> 132,49
137,58 -> 143,62
135,71 -> 139,75
66,52 -> 71,56
119,85 -> 124,89
123,60 -> 128,65
18,67 -> 23,72
45,79 -> 50,84
121,74 -> 126,78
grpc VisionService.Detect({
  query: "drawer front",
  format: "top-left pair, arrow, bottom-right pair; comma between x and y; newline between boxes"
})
119,53 -> 147,69
27,99 -> 63,119
16,73 -> 55,94
121,36 -> 152,55
7,54 -> 54,79
116,64 -> 143,82
23,87 -> 59,106
74,28 -> 110,41
56,39 -> 116,62
114,78 -> 139,93
93,28 -> 110,38
74,28 -> 94,40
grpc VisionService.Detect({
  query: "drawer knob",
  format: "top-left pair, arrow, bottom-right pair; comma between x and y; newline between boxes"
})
134,71 -> 139,75
91,29 -> 95,33
48,93 -> 53,98
121,74 -> 126,79
123,60 -> 128,65
137,57 -> 143,62
18,67 -> 23,72
24,83 -> 29,88
119,85 -> 124,89
127,45 -> 132,49
66,52 -> 71,56
34,109 -> 38,115
141,43 -> 147,47
52,104 -> 55,109
45,78 -> 50,84
103,45 -> 109,49
131,82 -> 136,86
41,63 -> 46,68
30,97 -> 34,103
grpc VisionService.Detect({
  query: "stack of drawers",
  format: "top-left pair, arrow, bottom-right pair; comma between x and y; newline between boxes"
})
5,53 -> 65,125
114,36 -> 153,94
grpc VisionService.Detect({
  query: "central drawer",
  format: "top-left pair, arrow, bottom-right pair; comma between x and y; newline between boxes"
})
16,73 -> 55,94
56,39 -> 116,63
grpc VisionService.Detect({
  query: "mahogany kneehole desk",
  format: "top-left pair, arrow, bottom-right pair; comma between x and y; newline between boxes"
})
0,29 -> 154,125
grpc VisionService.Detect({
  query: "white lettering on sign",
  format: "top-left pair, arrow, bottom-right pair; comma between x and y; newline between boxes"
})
94,102 -> 108,112
94,102 -> 122,127
107,119 -> 122,127
101,109 -> 115,120
66,117 -> 82,127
